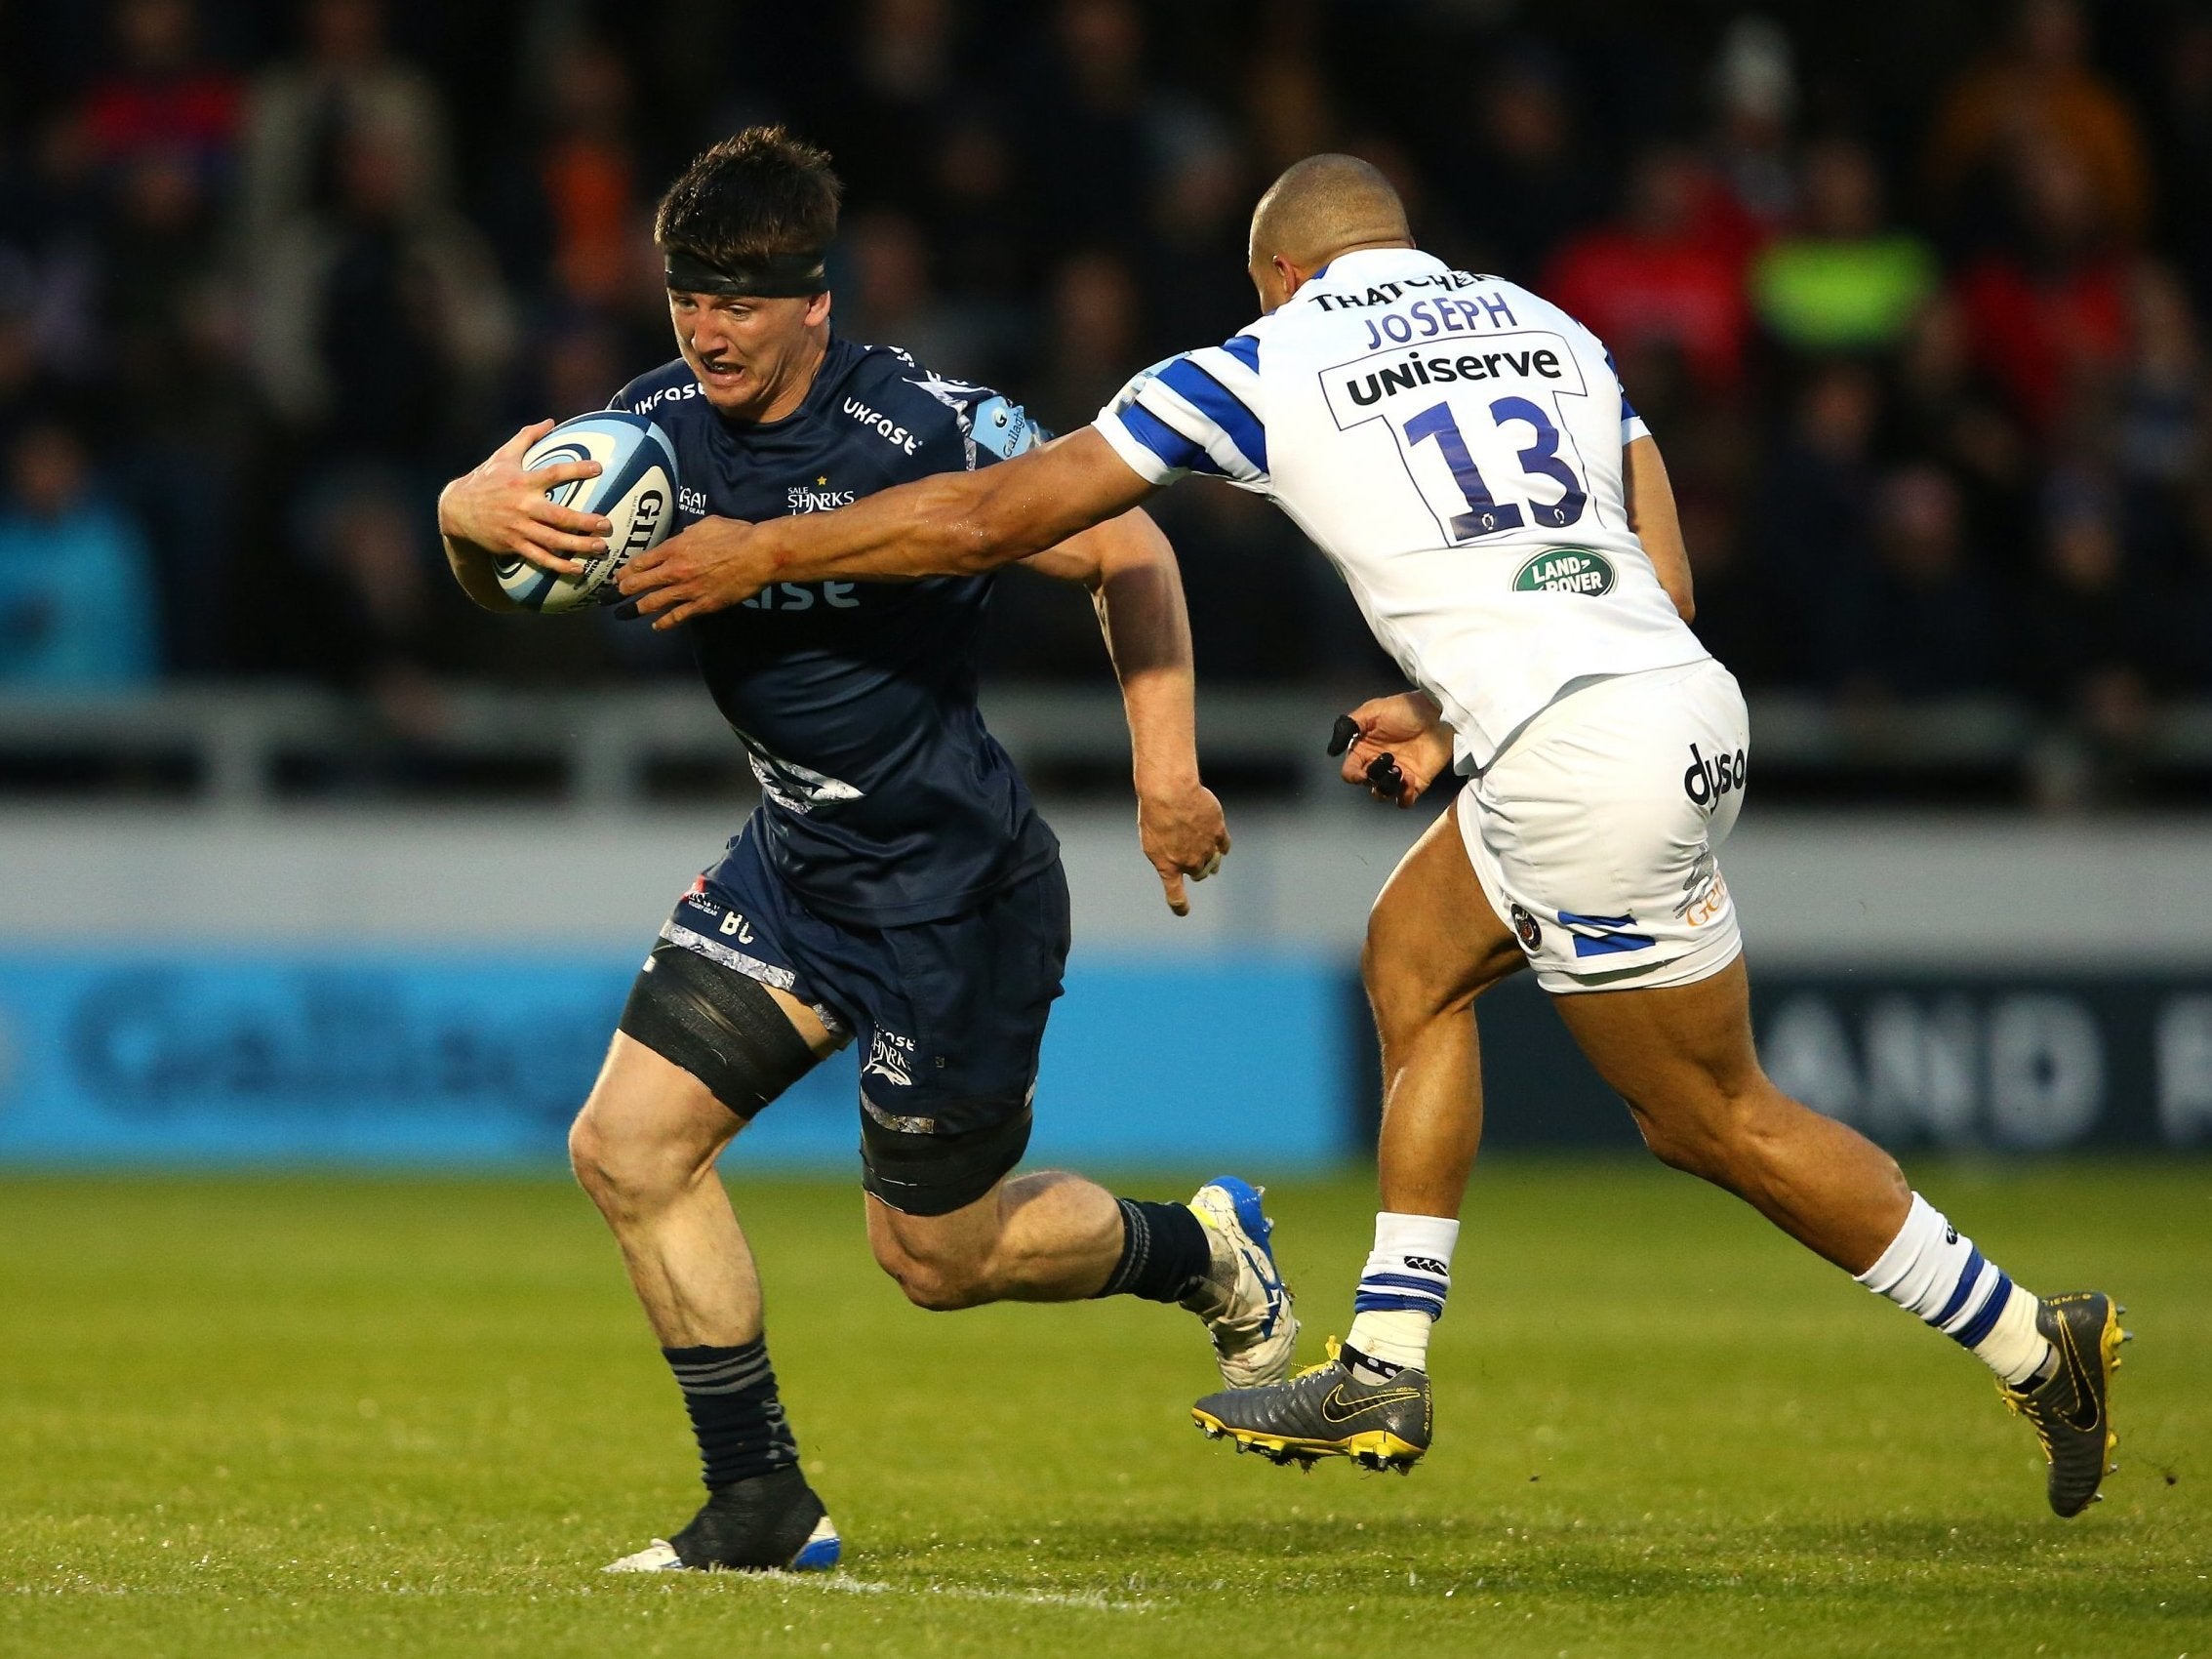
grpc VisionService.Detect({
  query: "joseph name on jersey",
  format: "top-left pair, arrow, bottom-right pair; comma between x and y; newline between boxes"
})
1094,247 -> 1709,771
611,337 -> 1058,928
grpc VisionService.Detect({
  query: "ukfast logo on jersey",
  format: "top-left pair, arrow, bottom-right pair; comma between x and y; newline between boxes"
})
629,383 -> 702,417
843,397 -> 921,455
1513,548 -> 1615,596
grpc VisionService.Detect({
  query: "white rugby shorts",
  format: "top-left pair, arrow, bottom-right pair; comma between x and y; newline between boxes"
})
1455,658 -> 1749,994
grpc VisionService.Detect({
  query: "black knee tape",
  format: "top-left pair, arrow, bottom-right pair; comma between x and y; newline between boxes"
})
860,1102 -> 1033,1217
619,942 -> 822,1117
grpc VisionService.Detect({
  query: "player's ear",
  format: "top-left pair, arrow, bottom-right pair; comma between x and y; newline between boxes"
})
805,290 -> 833,327
1254,254 -> 1303,313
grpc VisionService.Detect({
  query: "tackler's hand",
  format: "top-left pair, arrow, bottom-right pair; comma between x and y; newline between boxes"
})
1138,777 -> 1231,916
1327,693 -> 1453,807
617,516 -> 777,627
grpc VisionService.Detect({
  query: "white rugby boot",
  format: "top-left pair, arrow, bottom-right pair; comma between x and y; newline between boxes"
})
1183,1176 -> 1301,1388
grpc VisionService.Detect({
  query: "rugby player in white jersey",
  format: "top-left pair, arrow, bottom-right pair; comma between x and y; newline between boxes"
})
614,155 -> 2128,1517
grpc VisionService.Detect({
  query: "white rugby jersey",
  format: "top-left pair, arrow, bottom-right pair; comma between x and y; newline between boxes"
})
1093,247 -> 1710,769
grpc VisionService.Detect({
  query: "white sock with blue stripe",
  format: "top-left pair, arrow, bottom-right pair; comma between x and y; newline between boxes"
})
1344,1212 -> 1459,1380
1855,1194 -> 2053,1387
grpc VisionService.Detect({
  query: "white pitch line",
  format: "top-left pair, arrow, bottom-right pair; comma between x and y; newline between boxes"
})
758,1570 -> 1152,1613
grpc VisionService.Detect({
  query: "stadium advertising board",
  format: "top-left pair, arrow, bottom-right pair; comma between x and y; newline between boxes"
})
3,954 -> 2203,1166
1465,972 -> 2212,1152
0,952 -> 1348,1169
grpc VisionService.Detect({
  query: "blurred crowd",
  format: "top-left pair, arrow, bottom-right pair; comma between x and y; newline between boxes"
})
0,0 -> 2209,764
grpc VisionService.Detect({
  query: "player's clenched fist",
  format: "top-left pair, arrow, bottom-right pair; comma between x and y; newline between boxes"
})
1139,777 -> 1231,916
437,420 -> 613,577
1334,692 -> 1454,807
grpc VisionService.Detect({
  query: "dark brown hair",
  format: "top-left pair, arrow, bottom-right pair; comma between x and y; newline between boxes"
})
654,125 -> 842,268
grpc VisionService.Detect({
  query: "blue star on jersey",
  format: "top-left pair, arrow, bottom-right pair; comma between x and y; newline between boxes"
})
610,337 -> 1056,928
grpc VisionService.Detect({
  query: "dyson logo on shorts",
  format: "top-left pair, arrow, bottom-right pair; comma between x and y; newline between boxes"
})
1683,742 -> 1747,808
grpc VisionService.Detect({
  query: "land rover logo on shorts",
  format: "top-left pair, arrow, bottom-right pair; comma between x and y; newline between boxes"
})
1513,548 -> 1615,596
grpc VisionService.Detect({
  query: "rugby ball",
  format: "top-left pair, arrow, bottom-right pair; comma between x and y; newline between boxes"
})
499,411 -> 679,613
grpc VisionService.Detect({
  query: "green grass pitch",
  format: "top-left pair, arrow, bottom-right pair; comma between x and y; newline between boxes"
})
1,1160 -> 2206,1658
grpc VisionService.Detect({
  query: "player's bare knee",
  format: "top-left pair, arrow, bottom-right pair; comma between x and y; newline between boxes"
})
567,1105 -> 617,1199
569,1102 -> 694,1219
1629,1072 -> 1794,1184
1363,908 -> 1508,1059
1361,914 -> 1417,1003
1621,1075 -> 1735,1171
1362,933 -> 1449,1052
897,1264 -> 988,1312
871,1234 -> 991,1311
1726,1080 -> 1891,1202
572,1133 -> 656,1217
1628,1102 -> 1715,1177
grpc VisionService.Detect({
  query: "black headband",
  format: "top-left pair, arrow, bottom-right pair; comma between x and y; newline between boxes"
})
664,246 -> 828,299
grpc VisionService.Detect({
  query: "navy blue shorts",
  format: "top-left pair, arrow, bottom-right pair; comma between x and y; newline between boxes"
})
655,825 -> 1071,1211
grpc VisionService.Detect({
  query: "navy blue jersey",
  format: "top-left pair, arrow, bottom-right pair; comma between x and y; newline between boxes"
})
611,335 -> 1060,928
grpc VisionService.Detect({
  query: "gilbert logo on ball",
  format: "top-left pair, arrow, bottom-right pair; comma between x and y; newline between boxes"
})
498,412 -> 680,613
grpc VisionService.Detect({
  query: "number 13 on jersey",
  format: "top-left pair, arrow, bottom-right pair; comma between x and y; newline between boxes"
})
1322,330 -> 1596,546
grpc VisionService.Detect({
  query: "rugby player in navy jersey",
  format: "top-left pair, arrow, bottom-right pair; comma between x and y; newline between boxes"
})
435,128 -> 1296,1572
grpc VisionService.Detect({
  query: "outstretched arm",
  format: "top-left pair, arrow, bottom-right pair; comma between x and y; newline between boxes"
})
617,427 -> 1157,629
1026,510 -> 1229,915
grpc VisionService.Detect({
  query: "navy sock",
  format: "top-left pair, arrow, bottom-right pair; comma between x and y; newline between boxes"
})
1095,1196 -> 1213,1303
663,1338 -> 800,1490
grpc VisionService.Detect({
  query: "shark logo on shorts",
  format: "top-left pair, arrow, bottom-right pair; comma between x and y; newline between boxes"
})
864,1030 -> 916,1086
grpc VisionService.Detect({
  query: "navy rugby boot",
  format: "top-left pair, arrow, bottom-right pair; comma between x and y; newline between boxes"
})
603,1467 -> 841,1572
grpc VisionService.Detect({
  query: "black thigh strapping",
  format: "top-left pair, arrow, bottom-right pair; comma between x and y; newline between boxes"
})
618,941 -> 823,1117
